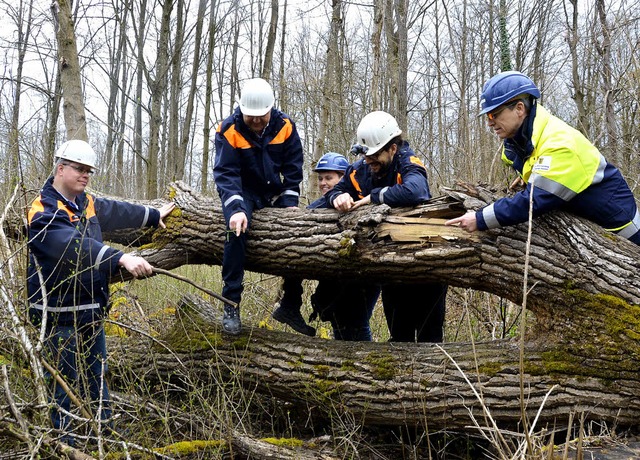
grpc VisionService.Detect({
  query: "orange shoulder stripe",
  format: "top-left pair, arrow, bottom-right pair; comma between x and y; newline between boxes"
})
85,195 -> 96,219
270,119 -> 293,145
222,125 -> 252,149
349,170 -> 365,200
27,198 -> 44,225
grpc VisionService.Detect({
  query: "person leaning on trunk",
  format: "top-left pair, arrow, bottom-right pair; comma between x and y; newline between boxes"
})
272,151 -> 381,341
213,78 -> 304,335
445,70 -> 639,245
325,111 -> 448,343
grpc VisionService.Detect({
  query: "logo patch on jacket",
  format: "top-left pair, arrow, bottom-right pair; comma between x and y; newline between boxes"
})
532,156 -> 552,172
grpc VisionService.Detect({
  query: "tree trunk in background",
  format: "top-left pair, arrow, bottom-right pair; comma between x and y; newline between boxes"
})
181,0 -> 207,189
277,0 -> 288,105
146,0 -> 174,198
44,73 -> 62,173
132,0 -> 148,197
8,0 -> 34,190
53,0 -> 87,141
595,0 -> 618,164
498,0 -> 511,71
313,0 -> 342,164
116,41 -> 129,197
565,0 -> 589,134
167,0 -> 185,186
261,0 -> 278,79
105,0 -> 129,196
201,0 -> 219,195
228,9 -> 241,111
371,0 -> 383,110
385,0 -> 408,126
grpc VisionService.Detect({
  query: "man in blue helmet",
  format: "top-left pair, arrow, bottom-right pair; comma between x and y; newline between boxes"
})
272,152 -> 381,340
445,70 -> 639,245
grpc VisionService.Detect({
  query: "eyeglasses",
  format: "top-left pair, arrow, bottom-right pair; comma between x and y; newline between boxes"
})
486,100 -> 521,121
62,163 -> 95,176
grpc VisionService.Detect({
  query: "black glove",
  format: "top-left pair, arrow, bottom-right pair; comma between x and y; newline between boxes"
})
350,143 -> 368,156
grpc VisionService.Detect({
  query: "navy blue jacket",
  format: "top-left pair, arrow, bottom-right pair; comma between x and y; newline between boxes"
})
214,106 -> 304,215
27,178 -> 161,326
325,141 -> 431,206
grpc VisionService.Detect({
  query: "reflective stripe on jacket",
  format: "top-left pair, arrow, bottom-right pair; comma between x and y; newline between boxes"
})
477,105 -> 638,240
27,178 -> 161,325
213,107 -> 303,217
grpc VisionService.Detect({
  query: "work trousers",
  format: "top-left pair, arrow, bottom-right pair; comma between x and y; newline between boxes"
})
44,320 -> 111,446
382,283 -> 448,342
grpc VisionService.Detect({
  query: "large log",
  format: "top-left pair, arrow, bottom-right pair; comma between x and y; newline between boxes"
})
111,294 -> 640,432
103,181 -> 640,432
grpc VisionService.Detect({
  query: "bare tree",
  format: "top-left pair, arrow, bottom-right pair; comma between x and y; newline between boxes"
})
312,0 -> 343,163
52,0 -> 87,141
167,0 -> 186,186
595,0 -> 618,163
146,0 -> 174,198
261,0 -> 278,79
384,0 -> 408,124
103,0 -> 131,196
7,0 -> 35,191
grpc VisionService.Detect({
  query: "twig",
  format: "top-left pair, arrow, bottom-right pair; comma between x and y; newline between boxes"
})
151,267 -> 237,308
1,365 -> 34,453
518,180 -> 535,457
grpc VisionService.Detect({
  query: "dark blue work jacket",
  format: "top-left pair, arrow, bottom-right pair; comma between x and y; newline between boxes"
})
325,141 -> 431,206
213,106 -> 304,216
27,178 -> 160,326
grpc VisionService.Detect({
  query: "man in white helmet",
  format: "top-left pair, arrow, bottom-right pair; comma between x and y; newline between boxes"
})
27,139 -> 174,446
214,78 -> 304,334
326,111 -> 448,343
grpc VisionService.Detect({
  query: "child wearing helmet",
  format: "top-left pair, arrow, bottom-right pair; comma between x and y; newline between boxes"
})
272,152 -> 381,341
446,71 -> 639,246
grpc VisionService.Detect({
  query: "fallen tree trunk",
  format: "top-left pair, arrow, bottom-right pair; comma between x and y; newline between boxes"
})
12,180 -> 640,431
111,294 -> 640,432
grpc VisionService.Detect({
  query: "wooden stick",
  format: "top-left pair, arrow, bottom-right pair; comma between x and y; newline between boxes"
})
151,267 -> 238,308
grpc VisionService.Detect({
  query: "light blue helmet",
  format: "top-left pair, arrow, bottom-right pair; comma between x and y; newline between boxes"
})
479,71 -> 541,115
313,152 -> 349,172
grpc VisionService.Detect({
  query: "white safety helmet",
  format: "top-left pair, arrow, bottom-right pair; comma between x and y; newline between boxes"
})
55,139 -> 97,169
356,111 -> 402,156
239,78 -> 275,116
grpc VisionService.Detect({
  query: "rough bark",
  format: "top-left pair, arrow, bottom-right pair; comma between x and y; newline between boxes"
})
101,180 -> 640,431
111,293 -> 640,432
53,0 -> 88,141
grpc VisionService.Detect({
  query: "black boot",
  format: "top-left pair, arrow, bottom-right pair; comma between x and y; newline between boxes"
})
272,304 -> 316,336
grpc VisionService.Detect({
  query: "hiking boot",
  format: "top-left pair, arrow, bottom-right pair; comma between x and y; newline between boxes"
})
222,304 -> 241,335
272,305 -> 316,336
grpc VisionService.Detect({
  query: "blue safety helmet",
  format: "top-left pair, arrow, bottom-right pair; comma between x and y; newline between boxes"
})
313,152 -> 349,172
479,71 -> 541,116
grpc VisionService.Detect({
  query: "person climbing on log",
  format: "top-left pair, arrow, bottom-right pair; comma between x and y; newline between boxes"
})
272,152 -> 381,340
325,111 -> 448,343
213,78 -> 304,335
445,70 -> 640,245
